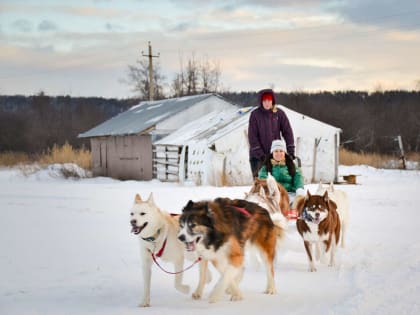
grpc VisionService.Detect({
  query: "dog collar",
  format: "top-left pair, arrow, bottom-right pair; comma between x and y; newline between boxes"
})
142,228 -> 161,242
155,238 -> 167,258
299,207 -> 313,222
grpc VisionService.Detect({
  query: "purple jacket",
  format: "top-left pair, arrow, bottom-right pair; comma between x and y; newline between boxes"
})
248,89 -> 295,159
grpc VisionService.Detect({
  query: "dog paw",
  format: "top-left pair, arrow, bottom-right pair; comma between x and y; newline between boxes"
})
264,287 -> 277,295
192,291 -> 202,300
176,284 -> 190,294
138,302 -> 150,307
308,267 -> 317,272
230,292 -> 243,301
208,293 -> 221,303
225,287 -> 232,295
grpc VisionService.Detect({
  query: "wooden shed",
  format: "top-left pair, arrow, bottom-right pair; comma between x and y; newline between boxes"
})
78,94 -> 239,180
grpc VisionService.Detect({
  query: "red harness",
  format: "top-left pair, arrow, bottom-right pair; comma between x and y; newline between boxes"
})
232,206 -> 251,217
154,238 -> 167,257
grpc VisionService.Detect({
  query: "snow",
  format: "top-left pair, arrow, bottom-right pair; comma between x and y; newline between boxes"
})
1,165 -> 420,315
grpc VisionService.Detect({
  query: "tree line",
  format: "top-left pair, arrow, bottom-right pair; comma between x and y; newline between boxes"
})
0,91 -> 419,155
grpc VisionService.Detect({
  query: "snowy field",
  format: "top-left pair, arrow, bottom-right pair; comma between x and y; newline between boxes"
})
1,165 -> 419,315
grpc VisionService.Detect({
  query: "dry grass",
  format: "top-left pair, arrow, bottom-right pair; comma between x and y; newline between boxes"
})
0,151 -> 31,166
39,142 -> 91,170
339,148 -> 391,168
406,152 -> 420,163
0,143 -> 91,170
339,148 -> 418,169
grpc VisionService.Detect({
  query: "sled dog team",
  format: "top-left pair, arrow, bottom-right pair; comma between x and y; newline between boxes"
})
130,177 -> 349,307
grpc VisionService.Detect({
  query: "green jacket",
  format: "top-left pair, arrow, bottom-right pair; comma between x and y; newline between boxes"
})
258,164 -> 304,192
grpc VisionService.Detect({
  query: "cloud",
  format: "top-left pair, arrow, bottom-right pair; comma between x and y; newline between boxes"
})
328,0 -> 420,31
105,22 -> 124,32
170,22 -> 192,32
11,19 -> 32,33
59,5 -> 127,18
38,20 -> 58,32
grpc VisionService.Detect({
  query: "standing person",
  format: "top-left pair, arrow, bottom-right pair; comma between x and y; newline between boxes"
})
248,88 -> 295,177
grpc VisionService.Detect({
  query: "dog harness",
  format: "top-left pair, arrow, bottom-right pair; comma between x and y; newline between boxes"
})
232,206 -> 251,217
299,207 -> 312,222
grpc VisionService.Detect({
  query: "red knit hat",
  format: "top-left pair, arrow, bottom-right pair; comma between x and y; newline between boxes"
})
262,93 -> 273,102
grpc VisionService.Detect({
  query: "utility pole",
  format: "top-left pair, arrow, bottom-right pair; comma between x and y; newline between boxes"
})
142,41 -> 160,101
397,135 -> 406,169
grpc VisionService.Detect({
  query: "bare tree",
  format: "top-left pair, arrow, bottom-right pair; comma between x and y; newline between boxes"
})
186,55 -> 199,95
201,57 -> 221,93
171,54 -> 222,97
124,59 -> 166,100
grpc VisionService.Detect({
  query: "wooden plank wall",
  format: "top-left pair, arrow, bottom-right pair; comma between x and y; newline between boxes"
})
153,145 -> 182,181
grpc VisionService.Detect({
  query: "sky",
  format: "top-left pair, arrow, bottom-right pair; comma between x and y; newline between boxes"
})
1,164 -> 420,314
1,0 -> 420,98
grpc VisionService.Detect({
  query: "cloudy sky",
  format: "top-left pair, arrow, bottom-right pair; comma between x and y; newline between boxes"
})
1,0 -> 419,98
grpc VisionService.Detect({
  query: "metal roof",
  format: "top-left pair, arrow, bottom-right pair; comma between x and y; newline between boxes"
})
78,93 -> 216,138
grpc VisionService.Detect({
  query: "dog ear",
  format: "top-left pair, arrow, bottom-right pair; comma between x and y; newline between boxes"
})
183,200 -> 194,212
323,190 -> 329,203
266,173 -> 277,197
135,194 -> 142,203
147,192 -> 155,205
306,190 -> 312,199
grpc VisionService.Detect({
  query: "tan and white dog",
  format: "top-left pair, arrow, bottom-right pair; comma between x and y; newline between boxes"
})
296,191 -> 341,272
315,182 -> 349,248
245,173 -> 289,230
130,193 -> 205,307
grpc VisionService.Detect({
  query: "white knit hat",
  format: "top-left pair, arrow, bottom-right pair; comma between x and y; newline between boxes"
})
270,139 -> 287,153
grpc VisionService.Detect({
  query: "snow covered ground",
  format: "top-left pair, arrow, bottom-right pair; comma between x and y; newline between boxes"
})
1,165 -> 419,315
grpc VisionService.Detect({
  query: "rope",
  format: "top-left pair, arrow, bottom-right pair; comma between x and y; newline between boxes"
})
150,254 -> 202,275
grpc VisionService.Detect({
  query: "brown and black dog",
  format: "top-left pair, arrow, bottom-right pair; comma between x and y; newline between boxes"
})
177,197 -> 284,303
296,191 -> 341,272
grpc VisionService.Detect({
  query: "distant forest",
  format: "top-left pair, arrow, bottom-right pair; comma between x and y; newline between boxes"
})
1,91 -> 419,155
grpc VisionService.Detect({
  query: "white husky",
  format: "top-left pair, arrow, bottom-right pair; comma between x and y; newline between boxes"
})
130,193 -> 205,307
315,182 -> 349,248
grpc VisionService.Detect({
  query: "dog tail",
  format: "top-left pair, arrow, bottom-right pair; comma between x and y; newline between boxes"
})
270,212 -> 287,240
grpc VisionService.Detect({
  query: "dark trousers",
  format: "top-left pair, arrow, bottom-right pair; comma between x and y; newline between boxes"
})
249,157 -> 263,178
